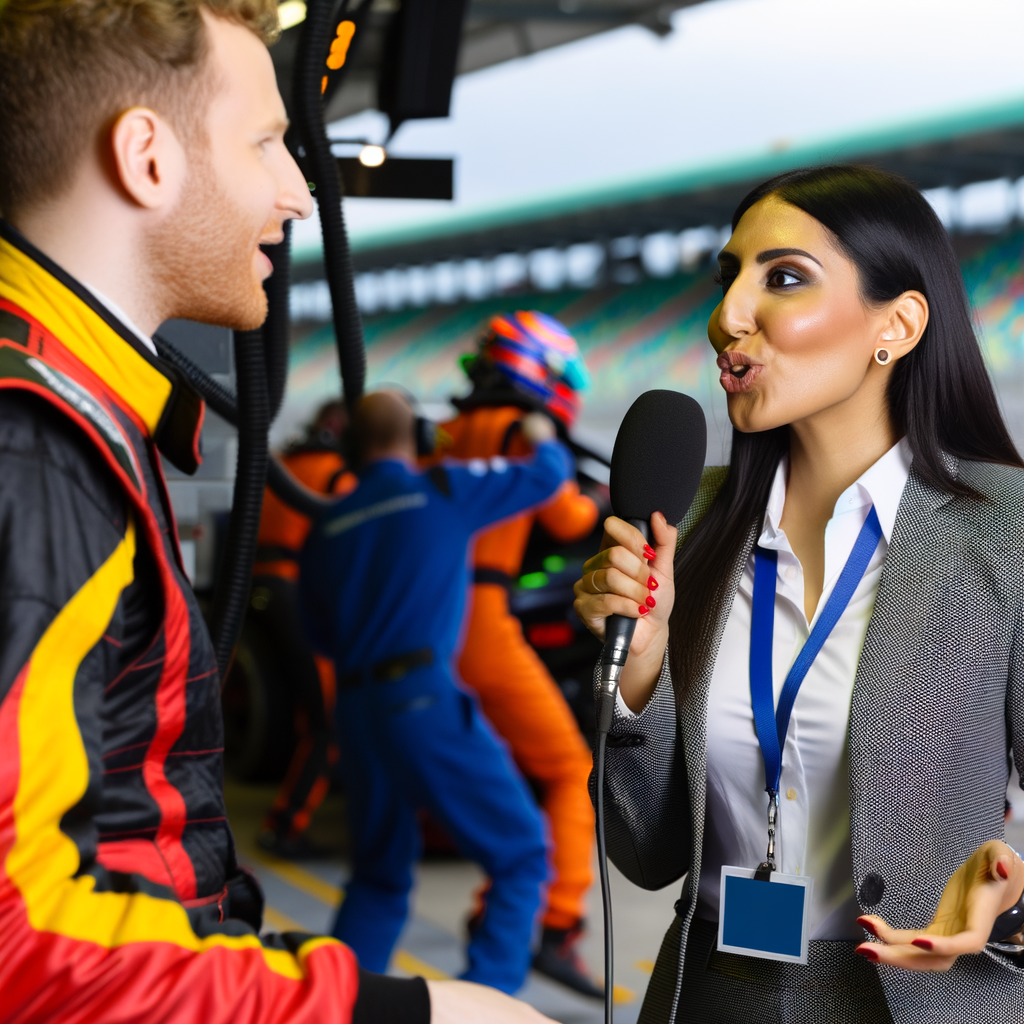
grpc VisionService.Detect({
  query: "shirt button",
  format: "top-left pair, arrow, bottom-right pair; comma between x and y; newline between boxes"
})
784,566 -> 797,580
786,787 -> 797,800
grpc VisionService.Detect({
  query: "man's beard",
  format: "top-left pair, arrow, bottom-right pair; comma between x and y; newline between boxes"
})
147,155 -> 270,332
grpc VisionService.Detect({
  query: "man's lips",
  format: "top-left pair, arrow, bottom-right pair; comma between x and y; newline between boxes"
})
716,350 -> 763,394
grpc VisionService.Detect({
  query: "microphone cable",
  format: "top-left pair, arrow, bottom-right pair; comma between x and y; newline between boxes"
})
594,518 -> 646,1024
595,726 -> 615,1024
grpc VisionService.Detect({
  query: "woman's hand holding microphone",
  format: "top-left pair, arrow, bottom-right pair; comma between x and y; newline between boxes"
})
573,512 -> 677,714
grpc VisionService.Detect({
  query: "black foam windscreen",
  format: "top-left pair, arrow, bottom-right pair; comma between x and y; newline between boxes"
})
609,390 -> 707,527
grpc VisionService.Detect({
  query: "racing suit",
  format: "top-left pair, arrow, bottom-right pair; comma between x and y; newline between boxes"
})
0,220 -> 426,1022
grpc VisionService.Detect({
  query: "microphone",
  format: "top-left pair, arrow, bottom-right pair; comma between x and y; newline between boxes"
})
593,390 -> 706,1024
596,390 -> 707,735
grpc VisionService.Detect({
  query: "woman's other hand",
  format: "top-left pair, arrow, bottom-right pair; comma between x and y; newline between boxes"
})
573,512 -> 677,711
855,840 -> 1024,971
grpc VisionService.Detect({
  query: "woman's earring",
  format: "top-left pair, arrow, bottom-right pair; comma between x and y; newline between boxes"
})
874,348 -> 891,365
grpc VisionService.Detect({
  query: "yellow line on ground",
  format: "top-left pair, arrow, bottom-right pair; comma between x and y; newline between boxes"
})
393,949 -> 452,981
243,845 -> 345,907
263,905 -> 306,933
634,958 -> 656,974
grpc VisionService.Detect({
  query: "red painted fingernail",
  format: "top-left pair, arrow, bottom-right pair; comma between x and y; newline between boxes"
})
856,946 -> 879,962
858,918 -> 878,938
646,596 -> 656,608
638,605 -> 649,615
912,939 -> 933,951
643,545 -> 656,560
997,861 -> 1010,880
647,575 -> 659,591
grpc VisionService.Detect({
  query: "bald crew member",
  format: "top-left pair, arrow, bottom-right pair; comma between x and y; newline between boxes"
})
299,391 -> 574,994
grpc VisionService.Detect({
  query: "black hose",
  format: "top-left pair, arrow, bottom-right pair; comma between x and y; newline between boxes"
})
293,0 -> 366,411
207,329 -> 270,684
262,221 -> 292,422
156,335 -> 236,420
154,336 -> 335,522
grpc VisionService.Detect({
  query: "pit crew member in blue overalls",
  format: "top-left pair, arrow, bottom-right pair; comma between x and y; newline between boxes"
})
299,389 -> 575,994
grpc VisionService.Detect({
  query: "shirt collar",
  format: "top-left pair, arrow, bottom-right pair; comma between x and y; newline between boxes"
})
762,437 -> 912,546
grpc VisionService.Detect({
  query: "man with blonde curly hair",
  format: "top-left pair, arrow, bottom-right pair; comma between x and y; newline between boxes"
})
0,3 -> 554,1021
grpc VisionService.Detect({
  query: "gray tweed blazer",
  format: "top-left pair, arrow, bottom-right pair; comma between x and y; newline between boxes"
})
599,458 -> 1024,1024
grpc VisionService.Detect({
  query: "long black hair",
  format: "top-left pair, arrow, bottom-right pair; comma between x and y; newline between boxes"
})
668,164 -> 1023,699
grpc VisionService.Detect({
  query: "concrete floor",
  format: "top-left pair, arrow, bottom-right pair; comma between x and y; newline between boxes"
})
229,780 -> 1024,1024
227,781 -> 677,1023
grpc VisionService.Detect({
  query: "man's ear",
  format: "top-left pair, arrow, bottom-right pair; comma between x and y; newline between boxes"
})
878,289 -> 929,361
109,107 -> 187,210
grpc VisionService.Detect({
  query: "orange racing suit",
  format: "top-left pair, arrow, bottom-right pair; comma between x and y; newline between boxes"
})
254,449 -> 355,842
442,404 -> 599,930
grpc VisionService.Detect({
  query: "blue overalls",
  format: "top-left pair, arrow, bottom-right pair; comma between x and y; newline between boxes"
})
299,440 -> 574,993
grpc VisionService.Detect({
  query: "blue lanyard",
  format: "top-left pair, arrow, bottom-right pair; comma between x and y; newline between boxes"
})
750,506 -> 882,800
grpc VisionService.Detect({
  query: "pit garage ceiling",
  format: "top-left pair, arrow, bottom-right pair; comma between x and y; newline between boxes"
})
271,0 -> 714,123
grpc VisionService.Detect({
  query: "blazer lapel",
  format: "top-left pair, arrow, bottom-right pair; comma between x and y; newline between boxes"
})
677,523 -> 756,904
847,463 -> 956,915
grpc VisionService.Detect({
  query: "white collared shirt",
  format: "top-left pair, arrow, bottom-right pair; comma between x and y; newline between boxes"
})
693,439 -> 912,940
81,283 -> 158,357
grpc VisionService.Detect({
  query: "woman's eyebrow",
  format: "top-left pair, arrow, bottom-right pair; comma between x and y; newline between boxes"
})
756,247 -> 823,267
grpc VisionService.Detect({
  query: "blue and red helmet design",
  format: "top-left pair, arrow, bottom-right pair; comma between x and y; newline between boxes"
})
474,311 -> 590,426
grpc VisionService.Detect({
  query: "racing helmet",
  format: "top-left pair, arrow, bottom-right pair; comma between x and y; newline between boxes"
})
465,311 -> 590,427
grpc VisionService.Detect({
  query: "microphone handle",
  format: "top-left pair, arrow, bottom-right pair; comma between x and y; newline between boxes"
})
596,517 -> 649,735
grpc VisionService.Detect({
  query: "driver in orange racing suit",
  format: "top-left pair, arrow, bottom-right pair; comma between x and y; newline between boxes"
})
442,312 -> 602,998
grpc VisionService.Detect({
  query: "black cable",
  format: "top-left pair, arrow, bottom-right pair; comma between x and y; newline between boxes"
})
155,334 -> 235,418
154,336 -> 334,522
208,329 -> 269,685
293,0 -> 366,411
595,731 -> 614,1024
262,222 -> 292,422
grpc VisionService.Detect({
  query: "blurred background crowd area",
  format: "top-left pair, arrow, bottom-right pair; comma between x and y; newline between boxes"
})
283,225 -> 1024,464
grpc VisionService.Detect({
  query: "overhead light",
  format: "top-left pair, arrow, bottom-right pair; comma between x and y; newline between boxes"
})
359,145 -> 386,168
278,0 -> 307,31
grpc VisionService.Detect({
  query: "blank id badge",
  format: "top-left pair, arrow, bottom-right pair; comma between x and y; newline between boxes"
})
718,866 -> 813,964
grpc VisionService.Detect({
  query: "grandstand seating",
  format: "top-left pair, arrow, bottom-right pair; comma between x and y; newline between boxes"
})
279,228 -> 1024,457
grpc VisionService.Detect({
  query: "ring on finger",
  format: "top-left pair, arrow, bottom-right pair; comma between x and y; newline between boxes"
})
590,571 -> 605,594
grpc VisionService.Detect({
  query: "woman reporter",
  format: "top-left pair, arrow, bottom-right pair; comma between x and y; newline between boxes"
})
574,165 -> 1024,1023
